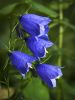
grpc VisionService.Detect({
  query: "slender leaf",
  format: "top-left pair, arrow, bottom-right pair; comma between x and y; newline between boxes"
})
0,3 -> 17,15
32,2 -> 58,18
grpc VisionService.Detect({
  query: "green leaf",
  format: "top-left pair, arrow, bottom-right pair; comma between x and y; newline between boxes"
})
49,22 -> 58,28
62,19 -> 75,31
23,78 -> 49,100
0,3 -> 17,15
49,2 -> 72,10
32,2 -> 58,18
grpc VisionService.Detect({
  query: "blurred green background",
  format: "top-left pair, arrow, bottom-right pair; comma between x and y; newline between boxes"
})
0,0 -> 75,100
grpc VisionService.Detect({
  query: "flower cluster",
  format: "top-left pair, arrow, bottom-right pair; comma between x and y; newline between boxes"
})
9,14 -> 62,88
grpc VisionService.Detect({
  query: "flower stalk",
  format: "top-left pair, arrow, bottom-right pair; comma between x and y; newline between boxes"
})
57,1 -> 64,100
58,0 -> 63,66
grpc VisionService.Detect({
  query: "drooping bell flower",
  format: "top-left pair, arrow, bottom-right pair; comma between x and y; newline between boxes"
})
19,14 -> 51,37
8,51 -> 37,77
25,36 -> 53,58
35,64 -> 63,87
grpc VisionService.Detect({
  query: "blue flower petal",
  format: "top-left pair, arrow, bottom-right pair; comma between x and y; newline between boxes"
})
38,25 -> 49,37
45,25 -> 50,34
50,79 -> 56,87
19,14 -> 51,36
38,34 -> 49,40
38,25 -> 49,40
25,36 -> 53,58
20,18 -> 40,36
20,14 -> 51,25
36,64 -> 62,79
9,51 -> 37,76
35,64 -> 62,87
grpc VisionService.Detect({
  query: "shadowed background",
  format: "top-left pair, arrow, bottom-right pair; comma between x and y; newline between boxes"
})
0,0 -> 75,100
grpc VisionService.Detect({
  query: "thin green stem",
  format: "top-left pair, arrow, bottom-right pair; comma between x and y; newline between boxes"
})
6,19 -> 12,99
58,1 -> 63,66
7,77 -> 10,99
12,39 -> 17,50
3,58 -> 9,70
20,40 -> 25,51
57,1 -> 64,100
41,55 -> 51,64
12,23 -> 18,33
25,5 -> 32,14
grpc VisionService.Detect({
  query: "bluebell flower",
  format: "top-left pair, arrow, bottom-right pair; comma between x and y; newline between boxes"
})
25,36 -> 53,58
35,64 -> 63,87
9,51 -> 37,77
38,34 -> 49,40
19,14 -> 51,37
